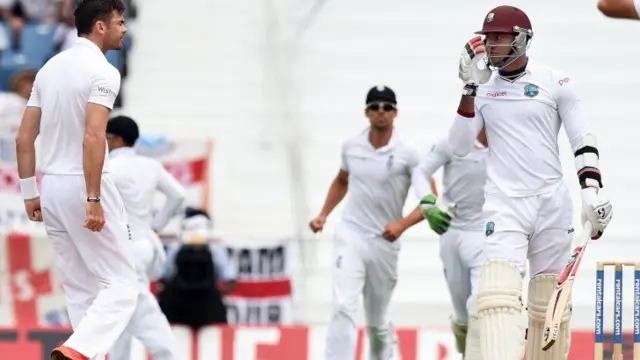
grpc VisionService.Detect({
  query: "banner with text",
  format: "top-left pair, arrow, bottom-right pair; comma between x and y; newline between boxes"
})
0,325 -> 606,360
224,239 -> 293,325
0,232 -> 292,328
0,134 -> 213,233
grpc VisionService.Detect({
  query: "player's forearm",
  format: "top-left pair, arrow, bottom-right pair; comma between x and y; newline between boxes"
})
83,134 -> 106,197
597,0 -> 640,18
319,179 -> 347,217
15,136 -> 37,179
449,96 -> 478,157
398,206 -> 425,229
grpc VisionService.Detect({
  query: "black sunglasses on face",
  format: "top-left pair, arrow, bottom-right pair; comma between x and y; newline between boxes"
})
366,102 -> 396,112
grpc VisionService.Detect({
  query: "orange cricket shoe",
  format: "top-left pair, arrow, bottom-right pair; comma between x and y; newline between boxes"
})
50,346 -> 89,360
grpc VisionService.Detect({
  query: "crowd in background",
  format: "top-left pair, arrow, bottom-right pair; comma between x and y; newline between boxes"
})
0,0 -> 240,331
0,0 -> 137,112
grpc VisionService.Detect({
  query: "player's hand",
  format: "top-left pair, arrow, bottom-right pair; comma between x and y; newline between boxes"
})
459,36 -> 491,86
84,201 -> 106,232
309,215 -> 327,233
24,198 -> 42,222
420,194 -> 454,235
383,221 -> 407,242
581,187 -> 612,239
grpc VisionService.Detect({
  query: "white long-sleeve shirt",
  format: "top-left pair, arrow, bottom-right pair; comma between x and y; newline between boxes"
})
448,59 -> 588,197
109,147 -> 186,238
412,138 -> 487,230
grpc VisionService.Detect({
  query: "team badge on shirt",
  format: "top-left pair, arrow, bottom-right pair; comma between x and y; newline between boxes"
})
386,153 -> 395,169
485,221 -> 495,236
524,84 -> 539,98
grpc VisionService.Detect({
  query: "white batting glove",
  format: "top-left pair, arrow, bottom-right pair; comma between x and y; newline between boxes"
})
459,36 -> 492,88
581,187 -> 613,239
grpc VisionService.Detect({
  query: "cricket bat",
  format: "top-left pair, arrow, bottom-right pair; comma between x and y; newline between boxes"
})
541,221 -> 593,351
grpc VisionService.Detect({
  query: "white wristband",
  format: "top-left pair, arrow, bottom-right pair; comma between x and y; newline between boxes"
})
19,177 -> 39,200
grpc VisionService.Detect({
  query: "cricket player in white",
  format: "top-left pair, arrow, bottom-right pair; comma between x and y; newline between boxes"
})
450,5 -> 613,360
597,0 -> 640,19
309,86 -> 424,360
411,134 -> 487,360
14,1 -> 137,359
105,116 -> 184,360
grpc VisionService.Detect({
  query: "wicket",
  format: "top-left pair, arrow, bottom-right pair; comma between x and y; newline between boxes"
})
594,261 -> 640,360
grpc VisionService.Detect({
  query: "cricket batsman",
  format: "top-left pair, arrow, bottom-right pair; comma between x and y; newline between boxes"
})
449,5 -> 613,359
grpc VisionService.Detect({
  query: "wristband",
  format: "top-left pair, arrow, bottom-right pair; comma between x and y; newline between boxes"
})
19,176 -> 39,200
462,84 -> 478,97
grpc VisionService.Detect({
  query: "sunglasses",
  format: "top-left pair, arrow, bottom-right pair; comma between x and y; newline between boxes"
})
366,102 -> 396,112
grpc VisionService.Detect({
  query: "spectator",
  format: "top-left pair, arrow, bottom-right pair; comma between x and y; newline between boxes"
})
0,68 -> 35,135
0,0 -> 69,44
158,207 -> 237,330
0,23 -> 6,52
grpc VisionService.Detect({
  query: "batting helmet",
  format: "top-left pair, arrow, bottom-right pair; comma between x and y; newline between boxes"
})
475,6 -> 533,68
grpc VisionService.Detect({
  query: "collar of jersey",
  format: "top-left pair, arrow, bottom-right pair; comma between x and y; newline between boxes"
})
362,127 -> 398,153
75,37 -> 106,58
109,147 -> 136,158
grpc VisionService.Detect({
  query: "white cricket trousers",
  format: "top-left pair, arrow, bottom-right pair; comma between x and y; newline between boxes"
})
325,223 -> 399,360
483,182 -> 574,276
110,234 -> 178,360
439,228 -> 484,324
40,174 -> 139,359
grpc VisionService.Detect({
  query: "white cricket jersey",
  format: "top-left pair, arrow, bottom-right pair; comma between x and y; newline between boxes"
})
0,92 -> 26,135
109,147 -> 186,239
27,38 -> 121,175
449,59 -> 588,197
340,128 -> 420,235
412,138 -> 487,230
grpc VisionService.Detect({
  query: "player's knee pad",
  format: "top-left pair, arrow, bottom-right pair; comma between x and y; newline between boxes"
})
476,258 -> 526,360
450,317 -> 468,354
525,274 -> 571,360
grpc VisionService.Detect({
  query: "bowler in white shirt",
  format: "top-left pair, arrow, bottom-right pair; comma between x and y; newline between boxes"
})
452,5 -> 613,359
106,115 -> 185,360
309,86 -> 424,360
14,1 -> 137,359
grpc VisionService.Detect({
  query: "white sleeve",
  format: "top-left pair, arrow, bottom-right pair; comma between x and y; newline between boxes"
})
412,139 -> 452,199
556,75 -> 603,188
151,163 -> 187,231
557,76 -> 588,153
88,67 -> 121,110
340,142 -> 349,171
448,108 -> 484,157
634,0 -> 640,17
406,145 -> 420,176
26,78 -> 41,108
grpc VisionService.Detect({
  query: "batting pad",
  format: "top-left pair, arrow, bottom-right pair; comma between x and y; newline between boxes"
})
465,313 -> 482,360
476,258 -> 526,360
526,274 -> 571,360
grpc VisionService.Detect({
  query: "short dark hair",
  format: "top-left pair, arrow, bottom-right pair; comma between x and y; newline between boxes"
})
74,0 -> 125,36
